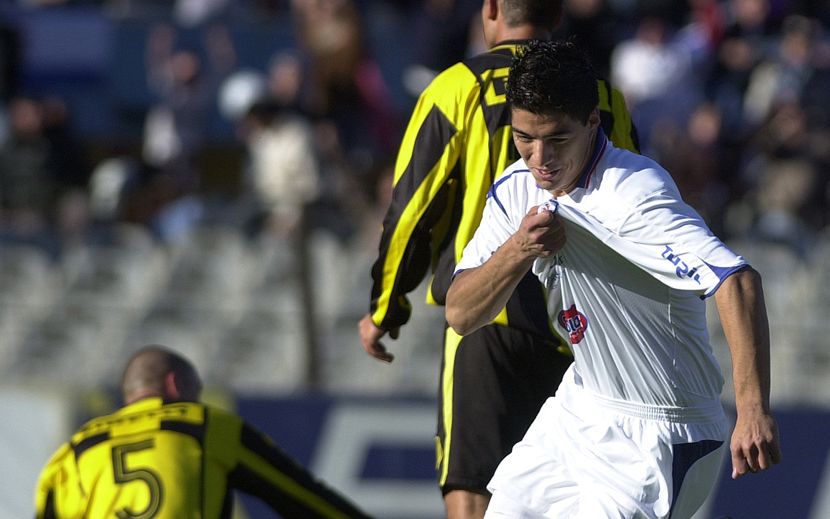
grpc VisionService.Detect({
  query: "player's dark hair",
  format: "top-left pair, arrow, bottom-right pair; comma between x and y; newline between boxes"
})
166,350 -> 201,396
506,39 -> 599,124
501,0 -> 563,30
121,345 -> 202,403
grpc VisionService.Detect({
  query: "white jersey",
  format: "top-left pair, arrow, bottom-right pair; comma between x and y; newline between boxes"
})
456,131 -> 747,408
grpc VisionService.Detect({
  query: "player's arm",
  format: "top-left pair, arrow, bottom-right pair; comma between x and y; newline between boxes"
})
714,266 -> 782,479
230,421 -> 374,519
362,68 -> 470,359
34,443 -> 82,519
34,460 -> 60,519
447,208 -> 565,335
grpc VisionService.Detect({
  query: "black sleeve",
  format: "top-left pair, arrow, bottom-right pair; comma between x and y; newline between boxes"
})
229,422 -> 375,519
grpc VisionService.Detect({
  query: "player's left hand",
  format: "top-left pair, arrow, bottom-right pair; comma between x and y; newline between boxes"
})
359,314 -> 397,362
730,410 -> 782,479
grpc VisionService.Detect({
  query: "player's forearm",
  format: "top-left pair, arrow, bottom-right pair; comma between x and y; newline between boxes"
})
715,267 -> 772,413
446,238 -> 536,335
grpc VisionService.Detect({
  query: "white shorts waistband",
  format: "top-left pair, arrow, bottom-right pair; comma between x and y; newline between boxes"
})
589,390 -> 725,423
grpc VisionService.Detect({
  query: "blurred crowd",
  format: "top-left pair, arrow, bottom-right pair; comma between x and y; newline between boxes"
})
0,0 -> 830,264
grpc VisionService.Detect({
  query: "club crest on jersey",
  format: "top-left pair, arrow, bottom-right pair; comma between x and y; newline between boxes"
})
661,246 -> 701,284
558,304 -> 588,344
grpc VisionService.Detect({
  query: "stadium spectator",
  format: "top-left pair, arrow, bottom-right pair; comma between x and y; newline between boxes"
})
609,10 -> 703,155
0,95 -> 60,256
552,0 -> 630,79
743,14 -> 821,126
649,101 -> 742,239
704,0 -> 778,137
260,48 -> 358,239
746,157 -> 818,258
266,50 -> 312,116
239,99 -> 321,238
142,21 -> 236,243
34,344 -> 375,519
401,0 -> 483,97
0,22 -> 19,104
290,0 -> 399,167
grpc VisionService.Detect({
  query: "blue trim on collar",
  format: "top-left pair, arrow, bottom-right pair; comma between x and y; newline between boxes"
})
575,128 -> 607,189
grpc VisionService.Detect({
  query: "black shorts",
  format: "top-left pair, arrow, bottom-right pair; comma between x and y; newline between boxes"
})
436,324 -> 573,493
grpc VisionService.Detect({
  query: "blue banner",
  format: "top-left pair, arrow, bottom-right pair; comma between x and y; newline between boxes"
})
237,396 -> 829,519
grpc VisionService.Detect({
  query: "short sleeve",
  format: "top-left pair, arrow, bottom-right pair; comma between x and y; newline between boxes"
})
455,185 -> 521,275
555,193 -> 746,298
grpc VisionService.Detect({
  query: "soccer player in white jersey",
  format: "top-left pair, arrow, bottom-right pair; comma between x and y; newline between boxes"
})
445,39 -> 782,519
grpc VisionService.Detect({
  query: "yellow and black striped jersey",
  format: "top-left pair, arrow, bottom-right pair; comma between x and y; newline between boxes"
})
34,397 -> 373,519
370,40 -> 639,340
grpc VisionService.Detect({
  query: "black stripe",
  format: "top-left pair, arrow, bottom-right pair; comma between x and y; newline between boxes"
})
599,111 -> 615,138
378,104 -> 456,251
40,489 -> 56,519
229,460 -> 368,519
393,105 -> 457,215
239,423 -> 302,476
465,45 -> 515,78
604,80 -> 613,109
72,432 -> 109,458
599,81 -> 616,138
470,50 -> 516,176
229,463 -> 309,518
630,118 -> 641,152
218,487 -> 234,519
159,420 -> 205,443
428,171 -> 464,306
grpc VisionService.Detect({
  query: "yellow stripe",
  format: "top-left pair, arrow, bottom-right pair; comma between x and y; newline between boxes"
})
491,307 -> 509,327
438,327 -> 464,486
426,276 -> 440,306
596,79 -> 639,154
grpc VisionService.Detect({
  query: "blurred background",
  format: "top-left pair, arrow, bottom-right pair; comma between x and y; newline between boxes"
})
1,0 -> 829,517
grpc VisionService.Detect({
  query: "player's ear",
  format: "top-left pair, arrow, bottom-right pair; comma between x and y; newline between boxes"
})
588,107 -> 601,129
485,0 -> 498,21
163,371 -> 181,402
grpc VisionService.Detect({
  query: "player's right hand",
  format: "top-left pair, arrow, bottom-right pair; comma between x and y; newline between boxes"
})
359,314 -> 397,362
516,206 -> 566,259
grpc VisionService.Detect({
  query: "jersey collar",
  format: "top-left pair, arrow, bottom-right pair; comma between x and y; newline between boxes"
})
492,40 -> 531,54
119,396 -> 165,414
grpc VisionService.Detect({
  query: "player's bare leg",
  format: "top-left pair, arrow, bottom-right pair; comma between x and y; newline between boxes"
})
444,487 -> 490,519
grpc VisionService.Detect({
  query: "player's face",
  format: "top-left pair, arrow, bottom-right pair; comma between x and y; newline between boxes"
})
511,107 -> 600,197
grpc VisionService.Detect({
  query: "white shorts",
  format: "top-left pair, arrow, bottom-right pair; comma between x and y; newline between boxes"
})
486,366 -> 728,519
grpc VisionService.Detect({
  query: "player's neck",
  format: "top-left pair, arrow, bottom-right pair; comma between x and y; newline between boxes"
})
490,25 -> 551,48
124,389 -> 166,405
